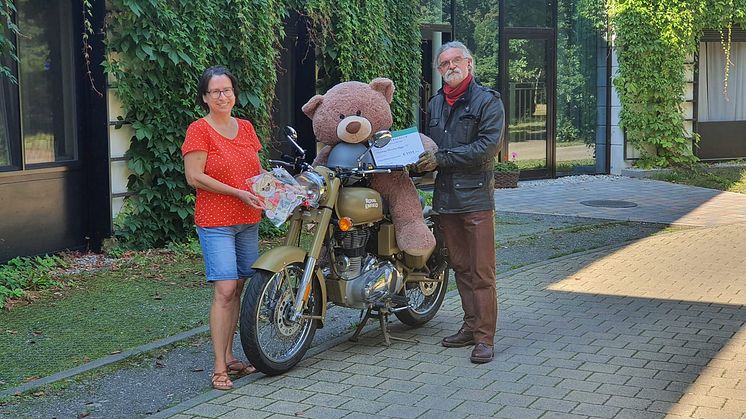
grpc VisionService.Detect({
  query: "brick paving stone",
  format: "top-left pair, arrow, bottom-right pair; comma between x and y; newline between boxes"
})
605,395 -> 653,410
375,390 -> 425,405
489,392 -> 537,408
523,385 -> 571,400
529,397 -> 579,413
571,402 -> 621,418
453,400 -> 502,417
614,408 -> 664,419
262,400 -> 313,416
493,405 -> 544,419
410,383 -> 458,398
449,388 -> 499,402
182,403 -> 235,417
301,393 -> 352,409
303,381 -> 352,395
556,378 -> 601,393
337,398 -> 389,414
340,412 -> 380,419
635,387 -> 682,403
414,394 -> 464,411
302,406 -> 349,419
312,359 -> 355,372
265,388 -> 314,403
226,395 -> 274,410
339,373 -> 387,388
338,386 -> 387,401
377,404 -> 430,419
419,409 -> 469,419
218,408 -> 272,419
540,413 -> 589,419
564,390 -> 610,405
595,383 -> 642,397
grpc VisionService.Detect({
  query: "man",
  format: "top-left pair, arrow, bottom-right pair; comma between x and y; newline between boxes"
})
410,41 -> 504,363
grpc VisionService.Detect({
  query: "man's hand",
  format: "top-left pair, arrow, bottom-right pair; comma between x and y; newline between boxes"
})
408,150 -> 438,173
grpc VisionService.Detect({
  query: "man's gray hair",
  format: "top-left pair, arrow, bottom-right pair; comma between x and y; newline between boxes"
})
433,41 -> 474,69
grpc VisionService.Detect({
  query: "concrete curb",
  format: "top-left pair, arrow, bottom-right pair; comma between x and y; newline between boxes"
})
0,326 -> 209,398
150,321 -> 380,419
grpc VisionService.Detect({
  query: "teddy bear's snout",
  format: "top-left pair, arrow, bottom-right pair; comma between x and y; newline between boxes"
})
336,115 -> 372,144
346,121 -> 361,134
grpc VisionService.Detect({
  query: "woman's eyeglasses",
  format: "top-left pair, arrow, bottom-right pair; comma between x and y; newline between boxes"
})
207,88 -> 234,99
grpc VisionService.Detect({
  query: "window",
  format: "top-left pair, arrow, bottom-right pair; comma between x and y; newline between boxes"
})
1,0 -> 76,170
698,42 -> 746,122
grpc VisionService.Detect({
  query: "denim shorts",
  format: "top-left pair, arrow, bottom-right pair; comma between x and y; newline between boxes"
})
196,223 -> 259,281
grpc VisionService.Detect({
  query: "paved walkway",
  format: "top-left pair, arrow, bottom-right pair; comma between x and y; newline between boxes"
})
163,177 -> 746,419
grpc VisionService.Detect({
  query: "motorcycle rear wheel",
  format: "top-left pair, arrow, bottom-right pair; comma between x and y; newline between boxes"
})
240,265 -> 320,376
394,266 -> 449,326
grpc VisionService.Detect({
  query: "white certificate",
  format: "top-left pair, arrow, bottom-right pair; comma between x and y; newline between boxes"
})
370,127 -> 424,166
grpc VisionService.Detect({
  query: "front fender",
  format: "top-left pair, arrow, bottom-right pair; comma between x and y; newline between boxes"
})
252,246 -> 327,327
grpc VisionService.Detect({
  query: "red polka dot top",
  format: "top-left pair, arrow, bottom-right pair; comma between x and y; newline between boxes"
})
182,117 -> 263,227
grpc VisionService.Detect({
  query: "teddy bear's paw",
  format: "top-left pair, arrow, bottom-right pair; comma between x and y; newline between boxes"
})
396,223 -> 436,257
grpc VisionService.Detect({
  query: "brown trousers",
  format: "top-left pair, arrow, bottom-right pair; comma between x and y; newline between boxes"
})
439,210 -> 497,345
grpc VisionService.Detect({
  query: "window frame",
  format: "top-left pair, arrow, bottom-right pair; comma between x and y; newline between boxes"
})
0,0 -> 79,173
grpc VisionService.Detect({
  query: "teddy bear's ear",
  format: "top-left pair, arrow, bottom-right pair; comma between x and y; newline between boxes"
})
370,78 -> 394,104
302,94 -> 324,119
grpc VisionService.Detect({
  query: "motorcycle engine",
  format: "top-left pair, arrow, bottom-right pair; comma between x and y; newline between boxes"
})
332,227 -> 403,307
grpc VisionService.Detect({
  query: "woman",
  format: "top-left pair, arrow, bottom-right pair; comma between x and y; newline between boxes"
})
182,65 -> 264,390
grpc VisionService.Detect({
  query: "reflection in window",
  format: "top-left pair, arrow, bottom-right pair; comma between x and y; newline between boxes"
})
507,38 -> 548,171
504,0 -> 552,28
556,0 -> 604,174
453,0 -> 499,88
18,0 -> 74,164
420,0 -> 450,25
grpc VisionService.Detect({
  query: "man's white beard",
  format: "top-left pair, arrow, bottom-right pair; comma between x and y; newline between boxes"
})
444,68 -> 466,86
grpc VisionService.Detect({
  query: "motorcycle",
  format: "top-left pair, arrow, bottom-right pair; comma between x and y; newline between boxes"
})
239,126 -> 450,376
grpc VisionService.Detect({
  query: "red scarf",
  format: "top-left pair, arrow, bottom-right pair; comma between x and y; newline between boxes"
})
443,73 -> 473,106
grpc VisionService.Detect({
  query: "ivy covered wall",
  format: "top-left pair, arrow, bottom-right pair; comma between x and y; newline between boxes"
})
104,0 -> 423,248
305,0 -> 422,128
105,0 -> 284,248
606,0 -> 746,167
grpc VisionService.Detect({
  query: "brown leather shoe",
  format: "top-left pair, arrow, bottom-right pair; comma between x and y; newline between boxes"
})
441,328 -> 475,348
470,343 -> 494,363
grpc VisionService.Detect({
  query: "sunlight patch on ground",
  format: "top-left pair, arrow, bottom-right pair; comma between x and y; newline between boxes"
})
546,223 -> 746,305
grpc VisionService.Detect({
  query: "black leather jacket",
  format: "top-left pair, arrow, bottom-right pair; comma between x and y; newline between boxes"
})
426,79 -> 505,214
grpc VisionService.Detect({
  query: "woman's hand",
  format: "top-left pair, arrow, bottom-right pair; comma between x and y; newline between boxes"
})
238,189 -> 264,209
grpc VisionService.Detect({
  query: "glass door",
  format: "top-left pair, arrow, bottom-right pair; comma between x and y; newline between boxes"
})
501,34 -> 555,178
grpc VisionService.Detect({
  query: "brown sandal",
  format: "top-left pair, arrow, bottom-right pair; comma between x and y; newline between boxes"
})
226,359 -> 256,377
211,371 -> 234,391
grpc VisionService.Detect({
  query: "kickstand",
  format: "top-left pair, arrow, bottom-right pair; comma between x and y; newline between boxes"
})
349,308 -> 373,342
349,307 -> 417,346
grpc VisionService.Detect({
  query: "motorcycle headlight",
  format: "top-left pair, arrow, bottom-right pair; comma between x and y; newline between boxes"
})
294,170 -> 327,207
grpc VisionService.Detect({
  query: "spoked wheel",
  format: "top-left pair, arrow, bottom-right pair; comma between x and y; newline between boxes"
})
240,264 -> 320,376
394,266 -> 449,326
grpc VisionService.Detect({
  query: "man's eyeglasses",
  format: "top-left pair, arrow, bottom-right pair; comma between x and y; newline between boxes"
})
437,56 -> 467,71
207,88 -> 234,99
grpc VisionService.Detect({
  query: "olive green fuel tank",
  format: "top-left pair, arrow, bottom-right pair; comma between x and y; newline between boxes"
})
335,187 -> 384,225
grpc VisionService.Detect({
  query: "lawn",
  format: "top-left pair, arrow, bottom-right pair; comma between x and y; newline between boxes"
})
0,248 -> 209,391
650,165 -> 746,194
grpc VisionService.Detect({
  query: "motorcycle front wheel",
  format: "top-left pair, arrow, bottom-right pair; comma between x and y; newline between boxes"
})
394,266 -> 449,326
240,264 -> 320,376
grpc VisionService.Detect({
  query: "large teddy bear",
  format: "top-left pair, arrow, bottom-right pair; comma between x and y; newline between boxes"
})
302,78 -> 436,257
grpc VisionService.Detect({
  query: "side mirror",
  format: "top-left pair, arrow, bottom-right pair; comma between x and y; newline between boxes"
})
284,126 -> 298,141
372,130 -> 392,148
284,126 -> 305,157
